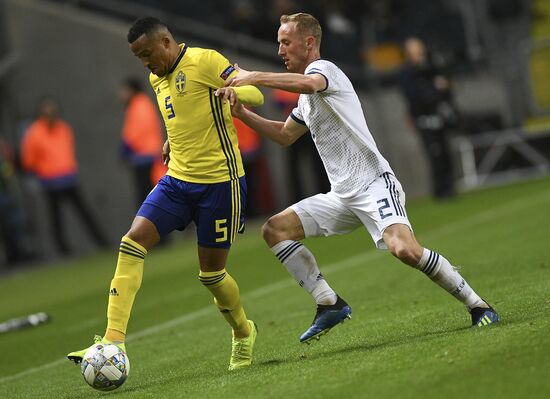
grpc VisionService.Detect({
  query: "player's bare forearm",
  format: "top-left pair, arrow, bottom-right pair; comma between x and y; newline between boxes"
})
249,72 -> 318,94
232,102 -> 307,147
226,64 -> 323,94
235,107 -> 290,146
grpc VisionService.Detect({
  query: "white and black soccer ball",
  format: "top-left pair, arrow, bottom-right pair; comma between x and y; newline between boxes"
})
80,343 -> 130,391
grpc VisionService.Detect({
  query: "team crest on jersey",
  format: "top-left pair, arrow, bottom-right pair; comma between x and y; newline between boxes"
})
175,71 -> 186,94
220,65 -> 235,80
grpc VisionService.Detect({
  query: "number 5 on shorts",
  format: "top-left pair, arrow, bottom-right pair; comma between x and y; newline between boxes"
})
215,219 -> 228,242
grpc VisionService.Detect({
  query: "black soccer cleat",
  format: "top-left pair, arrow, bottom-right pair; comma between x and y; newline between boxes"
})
470,306 -> 500,328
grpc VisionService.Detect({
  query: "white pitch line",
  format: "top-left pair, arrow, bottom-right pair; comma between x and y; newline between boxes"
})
2,188 -> 549,385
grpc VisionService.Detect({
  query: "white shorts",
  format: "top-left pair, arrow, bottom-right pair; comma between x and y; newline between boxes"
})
290,173 -> 412,249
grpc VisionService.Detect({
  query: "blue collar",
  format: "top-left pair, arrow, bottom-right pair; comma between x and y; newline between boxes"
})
168,44 -> 188,74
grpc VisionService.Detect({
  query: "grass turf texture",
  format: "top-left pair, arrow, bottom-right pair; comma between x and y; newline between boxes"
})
1,177 -> 549,398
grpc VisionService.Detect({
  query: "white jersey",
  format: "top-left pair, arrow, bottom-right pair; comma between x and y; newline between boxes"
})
291,59 -> 393,198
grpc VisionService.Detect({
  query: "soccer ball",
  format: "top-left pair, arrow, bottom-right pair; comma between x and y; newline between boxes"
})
80,343 -> 130,391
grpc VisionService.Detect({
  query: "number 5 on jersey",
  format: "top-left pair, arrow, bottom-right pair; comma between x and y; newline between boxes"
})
165,96 -> 176,119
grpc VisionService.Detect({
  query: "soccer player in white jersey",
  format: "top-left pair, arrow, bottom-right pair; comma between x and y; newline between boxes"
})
221,13 -> 499,342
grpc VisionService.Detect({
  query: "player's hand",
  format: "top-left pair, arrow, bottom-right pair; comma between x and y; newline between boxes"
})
224,64 -> 254,87
162,140 -> 170,165
230,100 -> 245,119
214,87 -> 238,106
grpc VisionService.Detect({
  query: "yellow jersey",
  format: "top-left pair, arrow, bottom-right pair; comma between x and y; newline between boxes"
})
149,44 -> 260,183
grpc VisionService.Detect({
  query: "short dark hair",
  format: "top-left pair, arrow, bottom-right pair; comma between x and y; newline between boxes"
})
127,17 -> 167,43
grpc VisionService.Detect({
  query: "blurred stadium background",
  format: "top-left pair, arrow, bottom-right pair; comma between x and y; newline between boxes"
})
0,0 -> 549,265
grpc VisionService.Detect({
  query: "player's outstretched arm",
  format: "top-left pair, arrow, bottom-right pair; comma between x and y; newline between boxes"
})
225,64 -> 326,94
214,86 -> 263,107
231,100 -> 307,147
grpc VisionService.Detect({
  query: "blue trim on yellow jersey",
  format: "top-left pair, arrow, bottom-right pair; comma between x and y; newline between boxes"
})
208,88 -> 239,180
207,90 -> 241,240
168,44 -> 188,74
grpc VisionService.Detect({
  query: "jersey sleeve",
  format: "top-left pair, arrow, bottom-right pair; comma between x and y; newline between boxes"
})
199,49 -> 263,105
305,60 -> 340,94
290,104 -> 306,126
233,85 -> 264,106
200,50 -> 237,89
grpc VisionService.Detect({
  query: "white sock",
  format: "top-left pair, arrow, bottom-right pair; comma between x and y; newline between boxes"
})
417,248 -> 486,310
271,240 -> 337,305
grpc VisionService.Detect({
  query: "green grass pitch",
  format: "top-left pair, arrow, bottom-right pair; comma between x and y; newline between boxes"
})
1,178 -> 549,398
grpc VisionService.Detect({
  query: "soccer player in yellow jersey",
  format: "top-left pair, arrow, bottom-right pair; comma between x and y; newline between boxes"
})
68,17 -> 263,371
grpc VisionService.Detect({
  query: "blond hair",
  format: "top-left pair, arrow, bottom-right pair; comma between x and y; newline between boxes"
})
280,13 -> 322,48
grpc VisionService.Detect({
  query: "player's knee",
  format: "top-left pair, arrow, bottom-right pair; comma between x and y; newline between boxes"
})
388,241 -> 417,266
124,229 -> 156,251
124,216 -> 161,250
384,225 -> 422,266
261,215 -> 288,246
125,230 -> 144,247
261,218 -> 277,244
